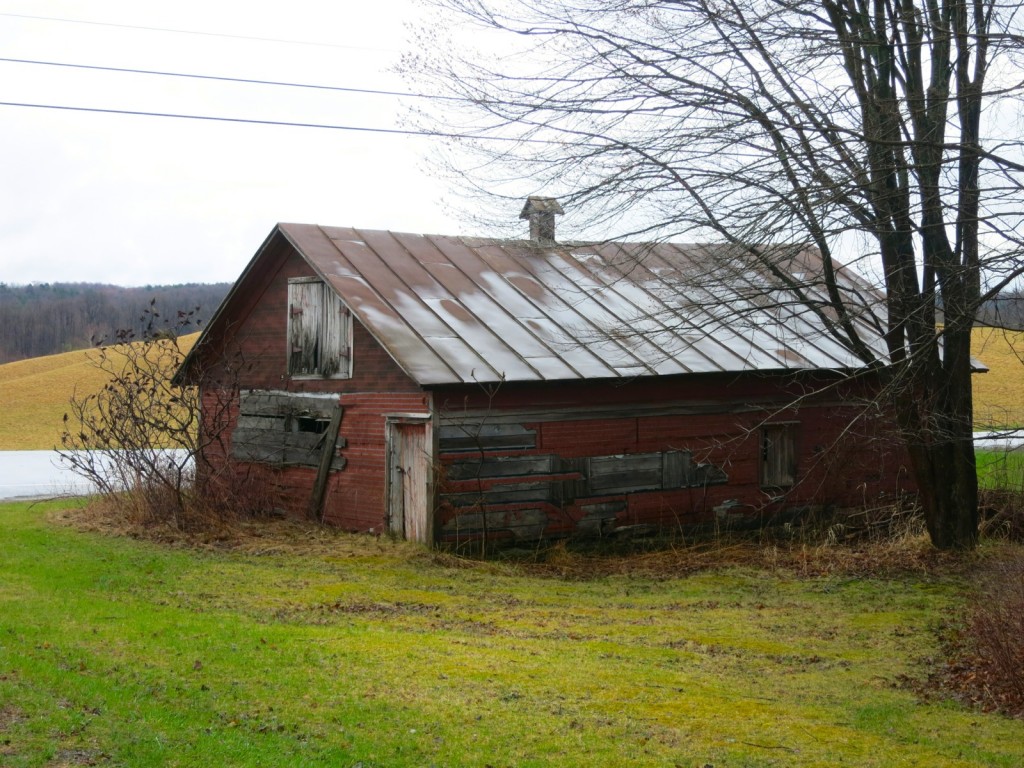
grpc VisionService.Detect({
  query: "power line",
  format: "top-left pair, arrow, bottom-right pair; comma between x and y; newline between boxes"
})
0,11 -> 397,53
0,100 -> 557,144
0,56 -> 464,103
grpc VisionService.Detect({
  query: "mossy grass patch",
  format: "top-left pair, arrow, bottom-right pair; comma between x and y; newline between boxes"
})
1,499 -> 1022,767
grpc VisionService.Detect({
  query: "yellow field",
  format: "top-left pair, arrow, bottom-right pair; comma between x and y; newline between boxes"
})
0,329 -> 1020,450
972,326 -> 1024,429
0,334 -> 198,451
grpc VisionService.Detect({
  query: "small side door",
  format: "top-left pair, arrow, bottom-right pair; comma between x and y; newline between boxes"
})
386,416 -> 433,543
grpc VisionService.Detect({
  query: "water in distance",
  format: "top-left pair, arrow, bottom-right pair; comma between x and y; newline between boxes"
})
0,450 -> 192,501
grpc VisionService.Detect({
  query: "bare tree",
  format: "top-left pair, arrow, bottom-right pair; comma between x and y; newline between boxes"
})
405,0 -> 1024,549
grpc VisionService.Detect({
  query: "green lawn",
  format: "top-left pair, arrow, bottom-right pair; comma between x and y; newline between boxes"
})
977,448 -> 1024,491
1,499 -> 1022,767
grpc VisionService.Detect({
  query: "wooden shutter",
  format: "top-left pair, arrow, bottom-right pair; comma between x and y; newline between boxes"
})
287,278 -> 350,378
761,424 -> 797,488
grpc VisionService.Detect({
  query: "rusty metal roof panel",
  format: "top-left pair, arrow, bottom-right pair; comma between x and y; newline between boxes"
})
280,225 -> 463,384
276,223 -> 891,386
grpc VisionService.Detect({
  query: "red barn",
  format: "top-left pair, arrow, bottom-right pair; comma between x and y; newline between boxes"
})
177,199 -> 913,545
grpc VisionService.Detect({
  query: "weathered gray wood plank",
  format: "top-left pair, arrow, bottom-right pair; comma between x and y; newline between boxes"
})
309,406 -> 344,520
239,391 -> 339,420
445,455 -> 558,480
439,423 -> 537,452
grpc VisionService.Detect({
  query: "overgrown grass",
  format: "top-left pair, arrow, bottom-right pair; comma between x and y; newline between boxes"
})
2,499 -> 1023,767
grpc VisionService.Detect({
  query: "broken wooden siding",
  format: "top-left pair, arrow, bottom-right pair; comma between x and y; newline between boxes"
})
232,390 -> 346,470
209,390 -> 432,530
436,413 -> 731,543
319,392 -> 432,532
186,244 -> 430,530
433,373 -> 915,544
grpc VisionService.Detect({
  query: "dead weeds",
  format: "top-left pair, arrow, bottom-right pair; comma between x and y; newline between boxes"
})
512,533 -> 973,581
48,498 -> 980,580
45,499 -> 414,559
912,547 -> 1024,720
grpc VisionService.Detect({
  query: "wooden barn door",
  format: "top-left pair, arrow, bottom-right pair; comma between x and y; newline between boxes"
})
386,417 -> 432,543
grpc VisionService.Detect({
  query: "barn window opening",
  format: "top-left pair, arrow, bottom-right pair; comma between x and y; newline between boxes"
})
295,416 -> 330,434
761,423 -> 797,488
287,277 -> 351,378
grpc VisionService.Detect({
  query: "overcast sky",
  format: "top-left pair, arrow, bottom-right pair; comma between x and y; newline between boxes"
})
0,1 -> 487,286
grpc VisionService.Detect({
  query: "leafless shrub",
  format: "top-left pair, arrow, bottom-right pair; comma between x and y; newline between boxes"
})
972,559 -> 1024,701
932,556 -> 1024,718
58,304 -> 261,531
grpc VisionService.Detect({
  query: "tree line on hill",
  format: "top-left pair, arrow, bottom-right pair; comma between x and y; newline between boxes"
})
0,282 -> 231,364
975,290 -> 1024,331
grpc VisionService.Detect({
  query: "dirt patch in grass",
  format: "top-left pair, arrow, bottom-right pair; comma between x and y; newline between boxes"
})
47,748 -> 110,767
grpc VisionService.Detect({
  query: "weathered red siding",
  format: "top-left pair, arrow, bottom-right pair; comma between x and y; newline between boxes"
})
195,244 -> 428,532
193,240 -> 913,544
320,391 -> 430,531
431,373 -> 913,544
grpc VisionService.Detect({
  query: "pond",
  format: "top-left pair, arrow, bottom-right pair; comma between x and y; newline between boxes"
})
0,450 -> 192,501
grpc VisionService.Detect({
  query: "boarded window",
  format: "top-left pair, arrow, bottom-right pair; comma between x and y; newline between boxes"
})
232,390 -> 346,470
761,423 -> 797,488
287,277 -> 350,378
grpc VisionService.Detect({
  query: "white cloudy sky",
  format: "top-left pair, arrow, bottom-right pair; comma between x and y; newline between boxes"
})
0,1 -> 483,286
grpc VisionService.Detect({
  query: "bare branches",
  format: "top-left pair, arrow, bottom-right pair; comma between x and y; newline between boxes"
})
405,0 -> 1024,547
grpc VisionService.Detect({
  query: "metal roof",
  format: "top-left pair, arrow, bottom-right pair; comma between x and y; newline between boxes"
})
278,224 -> 892,386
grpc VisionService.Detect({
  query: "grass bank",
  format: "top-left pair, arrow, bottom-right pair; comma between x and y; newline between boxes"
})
977,448 -> 1024,491
1,499 -> 1022,767
0,334 -> 198,450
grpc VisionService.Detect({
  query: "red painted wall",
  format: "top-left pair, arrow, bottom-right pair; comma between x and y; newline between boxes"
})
195,244 -> 429,532
432,374 -> 913,543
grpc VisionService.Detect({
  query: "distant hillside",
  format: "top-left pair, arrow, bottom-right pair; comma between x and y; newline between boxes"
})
0,282 -> 229,364
972,326 -> 1024,429
0,333 -> 199,451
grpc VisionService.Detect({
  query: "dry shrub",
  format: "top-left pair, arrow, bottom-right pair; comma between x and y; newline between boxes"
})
75,460 -> 284,537
917,551 -> 1024,719
952,556 -> 1024,716
980,488 -> 1024,542
508,502 -> 957,580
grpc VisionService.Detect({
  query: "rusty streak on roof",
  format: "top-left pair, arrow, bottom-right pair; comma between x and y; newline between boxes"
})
276,223 -> 891,386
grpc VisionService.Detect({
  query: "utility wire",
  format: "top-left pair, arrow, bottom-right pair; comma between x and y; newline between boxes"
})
0,56 -> 465,102
0,100 -> 561,144
0,11 -> 397,52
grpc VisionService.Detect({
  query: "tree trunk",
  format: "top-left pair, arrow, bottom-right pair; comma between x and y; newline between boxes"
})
897,323 -> 979,549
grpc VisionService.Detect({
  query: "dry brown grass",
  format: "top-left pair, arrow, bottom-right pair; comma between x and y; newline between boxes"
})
50,498 -> 969,580
47,500 -> 424,558
516,527 -> 972,580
